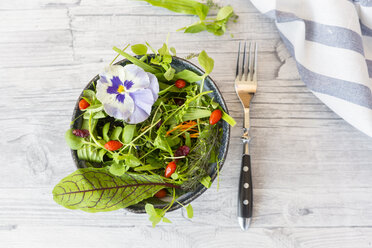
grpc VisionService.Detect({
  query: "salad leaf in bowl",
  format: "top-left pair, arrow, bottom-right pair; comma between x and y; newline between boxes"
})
53,41 -> 235,226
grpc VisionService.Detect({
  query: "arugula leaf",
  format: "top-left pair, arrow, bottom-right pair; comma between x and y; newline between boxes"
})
198,50 -> 214,75
182,108 -> 211,121
221,110 -> 236,127
53,168 -> 178,212
131,44 -> 148,55
140,0 -> 209,20
109,161 -> 128,176
164,67 -> 176,81
216,5 -> 233,21
185,204 -> 193,218
154,135 -> 173,155
184,22 -> 206,33
65,129 -> 84,150
199,175 -> 212,188
175,69 -> 202,83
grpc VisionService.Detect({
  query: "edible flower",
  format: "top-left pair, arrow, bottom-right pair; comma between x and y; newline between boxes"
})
96,64 -> 159,124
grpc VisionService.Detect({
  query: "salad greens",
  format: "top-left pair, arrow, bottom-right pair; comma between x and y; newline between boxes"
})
139,0 -> 238,36
53,39 -> 235,226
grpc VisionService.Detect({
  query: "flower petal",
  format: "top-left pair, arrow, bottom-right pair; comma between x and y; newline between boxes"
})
98,92 -> 134,120
146,72 -> 159,101
105,65 -> 126,82
126,105 -> 149,124
129,89 -> 154,115
123,64 -> 150,91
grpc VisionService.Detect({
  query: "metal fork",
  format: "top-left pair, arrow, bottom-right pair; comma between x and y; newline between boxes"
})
235,41 -> 258,231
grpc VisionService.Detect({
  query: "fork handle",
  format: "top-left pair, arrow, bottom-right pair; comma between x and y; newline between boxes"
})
238,154 -> 253,219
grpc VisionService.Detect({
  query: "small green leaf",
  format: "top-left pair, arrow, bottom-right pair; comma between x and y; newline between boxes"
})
145,203 -> 157,216
175,70 -> 202,83
198,50 -> 214,75
221,110 -> 236,127
122,125 -> 136,143
170,47 -> 176,55
131,44 -> 148,55
124,154 -> 142,167
83,89 -> 96,103
199,175 -> 212,188
113,47 -> 158,74
184,22 -> 207,33
85,104 -> 103,113
158,43 -> 170,56
164,67 -> 176,81
102,122 -> 110,142
110,126 -> 123,141
162,217 -> 172,223
65,129 -> 84,150
182,108 -> 211,121
185,204 -> 194,218
109,162 -> 127,176
184,132 -> 191,147
154,135 -> 173,155
171,172 -> 179,179
77,146 -> 106,163
216,6 -> 233,21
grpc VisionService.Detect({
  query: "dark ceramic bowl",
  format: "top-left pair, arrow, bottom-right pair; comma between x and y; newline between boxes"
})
70,56 -> 230,213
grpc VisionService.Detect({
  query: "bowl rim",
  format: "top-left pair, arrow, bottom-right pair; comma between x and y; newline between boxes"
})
70,55 -> 231,213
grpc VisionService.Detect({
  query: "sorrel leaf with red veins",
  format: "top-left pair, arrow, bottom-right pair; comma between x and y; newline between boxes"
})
52,168 -> 179,212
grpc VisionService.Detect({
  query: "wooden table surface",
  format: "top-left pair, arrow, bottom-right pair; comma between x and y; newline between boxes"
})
2,0 -> 372,247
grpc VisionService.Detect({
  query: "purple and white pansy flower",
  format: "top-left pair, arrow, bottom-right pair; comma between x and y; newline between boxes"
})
96,64 -> 159,124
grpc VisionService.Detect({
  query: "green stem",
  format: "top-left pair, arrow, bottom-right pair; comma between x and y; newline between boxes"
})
110,44 -> 130,65
88,113 -> 113,155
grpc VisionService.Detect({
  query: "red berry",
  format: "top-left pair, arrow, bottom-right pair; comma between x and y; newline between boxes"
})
209,109 -> 222,125
175,79 -> 186,89
154,189 -> 167,198
165,161 -> 177,178
79,99 -> 90,110
174,145 -> 190,161
104,140 -> 123,151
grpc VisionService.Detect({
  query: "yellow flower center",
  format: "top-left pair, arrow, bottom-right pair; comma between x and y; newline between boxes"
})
117,85 -> 125,93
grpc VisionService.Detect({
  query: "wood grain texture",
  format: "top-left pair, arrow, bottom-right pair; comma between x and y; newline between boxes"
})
1,0 -> 372,247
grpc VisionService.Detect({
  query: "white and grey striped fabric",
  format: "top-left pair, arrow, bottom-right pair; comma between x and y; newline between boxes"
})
251,0 -> 372,137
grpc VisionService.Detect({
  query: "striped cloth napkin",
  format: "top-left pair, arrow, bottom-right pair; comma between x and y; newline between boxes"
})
250,0 -> 372,137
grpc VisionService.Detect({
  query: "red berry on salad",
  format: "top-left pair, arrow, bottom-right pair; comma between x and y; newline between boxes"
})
154,189 -> 167,198
72,129 -> 90,138
165,161 -> 177,178
174,145 -> 190,159
209,109 -> 222,125
79,99 -> 90,110
104,140 -> 123,151
175,79 -> 186,89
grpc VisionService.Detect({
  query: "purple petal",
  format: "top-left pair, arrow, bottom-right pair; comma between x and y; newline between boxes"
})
146,72 -> 159,101
123,64 -> 150,90
129,89 -> 154,115
99,75 -> 109,84
106,76 -> 122,94
116,94 -> 125,103
124,80 -> 134,90
126,105 -> 149,124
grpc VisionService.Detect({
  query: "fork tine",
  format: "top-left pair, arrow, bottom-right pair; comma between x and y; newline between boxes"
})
235,42 -> 241,78
247,42 -> 252,81
252,42 -> 258,82
242,42 -> 246,80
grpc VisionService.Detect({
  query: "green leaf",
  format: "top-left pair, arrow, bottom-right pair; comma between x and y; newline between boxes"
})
184,132 -> 191,147
140,0 -> 209,20
164,67 -> 176,81
170,47 -> 176,55
158,43 -> 170,56
109,162 -> 127,176
175,69 -> 202,83
110,126 -> 123,141
77,146 -> 106,163
145,203 -> 157,216
162,217 -> 172,223
113,46 -> 158,74
198,50 -> 214,75
184,22 -> 206,33
154,135 -> 173,155
221,110 -> 236,127
199,175 -> 212,188
134,163 -> 163,171
122,125 -> 136,143
182,108 -> 211,121
53,168 -> 177,212
124,154 -> 142,167
83,89 -> 96,103
102,122 -> 110,142
185,204 -> 194,218
85,104 -> 103,113
216,6 -> 233,21
131,44 -> 148,55
65,129 -> 84,150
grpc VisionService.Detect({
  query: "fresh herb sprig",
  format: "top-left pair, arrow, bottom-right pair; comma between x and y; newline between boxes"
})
140,0 -> 238,36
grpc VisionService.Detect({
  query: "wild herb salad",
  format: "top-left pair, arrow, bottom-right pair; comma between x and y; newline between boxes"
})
53,40 -> 235,226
